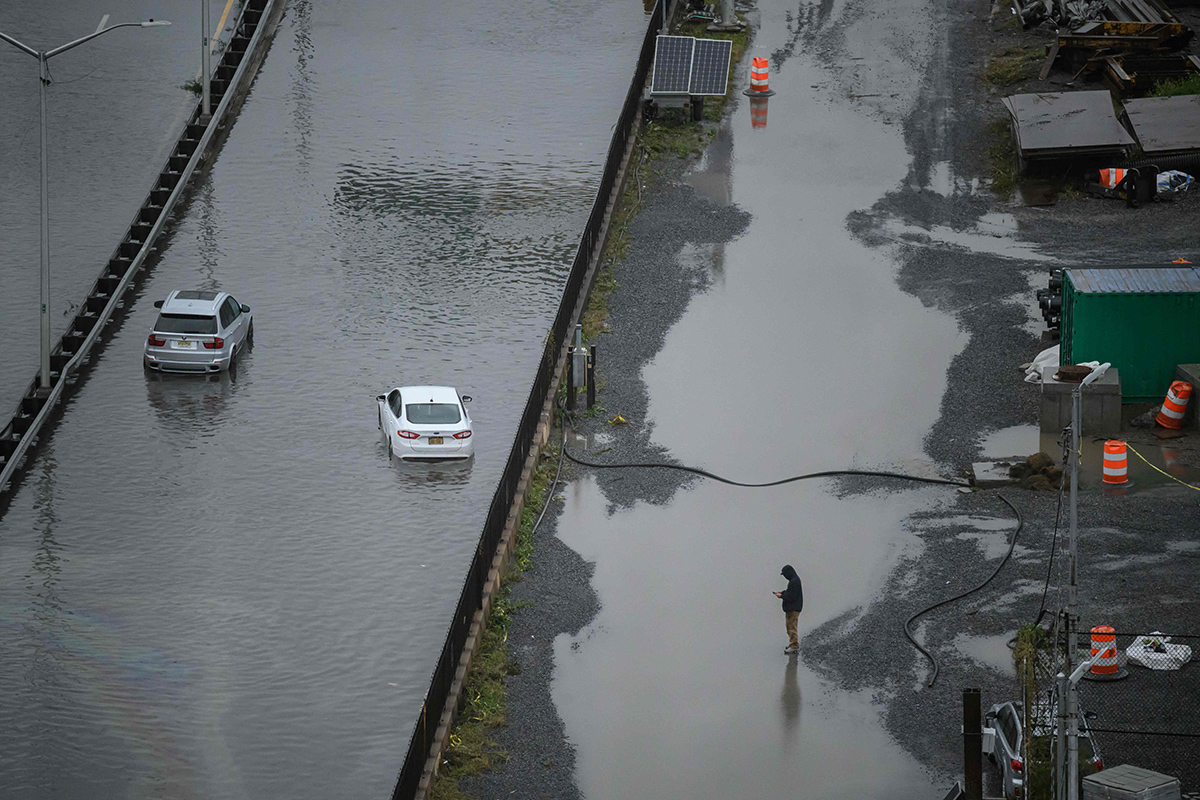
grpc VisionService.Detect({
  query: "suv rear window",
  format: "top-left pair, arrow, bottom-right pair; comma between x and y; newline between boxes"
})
155,313 -> 217,334
405,403 -> 461,424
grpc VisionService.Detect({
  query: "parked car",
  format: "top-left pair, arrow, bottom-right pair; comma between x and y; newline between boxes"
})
144,290 -> 253,374
985,699 -> 1104,800
378,385 -> 473,461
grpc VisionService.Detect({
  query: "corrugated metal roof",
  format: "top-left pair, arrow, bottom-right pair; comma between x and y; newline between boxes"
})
1068,267 -> 1200,293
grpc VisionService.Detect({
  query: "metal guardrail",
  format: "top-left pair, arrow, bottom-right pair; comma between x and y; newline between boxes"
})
389,2 -> 665,797
0,0 -> 275,499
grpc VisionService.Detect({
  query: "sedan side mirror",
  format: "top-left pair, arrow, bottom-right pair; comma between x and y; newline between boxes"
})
376,395 -> 386,402
240,304 -> 251,313
461,395 -> 472,403
153,300 -> 164,308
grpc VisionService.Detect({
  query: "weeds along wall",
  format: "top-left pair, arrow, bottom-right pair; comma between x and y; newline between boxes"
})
389,2 -> 664,798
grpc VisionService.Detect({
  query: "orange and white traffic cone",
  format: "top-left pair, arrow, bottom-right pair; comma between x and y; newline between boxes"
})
743,56 -> 776,97
1102,440 -> 1129,485
1155,381 -> 1192,429
1083,625 -> 1127,681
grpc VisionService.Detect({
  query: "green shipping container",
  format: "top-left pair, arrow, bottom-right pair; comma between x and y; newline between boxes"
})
1061,267 -> 1200,402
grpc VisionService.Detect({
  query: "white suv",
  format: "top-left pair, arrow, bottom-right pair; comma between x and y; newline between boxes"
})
143,290 -> 253,374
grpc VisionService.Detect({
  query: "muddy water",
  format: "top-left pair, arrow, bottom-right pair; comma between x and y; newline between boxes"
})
545,0 -> 988,796
0,1 -> 647,797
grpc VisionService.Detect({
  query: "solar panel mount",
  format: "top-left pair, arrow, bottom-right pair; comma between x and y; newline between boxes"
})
689,38 -> 733,96
650,36 -> 733,98
651,35 -> 695,95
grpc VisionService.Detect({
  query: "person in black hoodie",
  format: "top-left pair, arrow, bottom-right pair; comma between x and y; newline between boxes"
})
773,564 -> 803,654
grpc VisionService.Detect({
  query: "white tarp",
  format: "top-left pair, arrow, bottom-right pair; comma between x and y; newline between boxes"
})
1126,632 -> 1193,670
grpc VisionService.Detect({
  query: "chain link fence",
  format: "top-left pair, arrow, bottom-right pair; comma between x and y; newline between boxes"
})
1015,622 -> 1200,797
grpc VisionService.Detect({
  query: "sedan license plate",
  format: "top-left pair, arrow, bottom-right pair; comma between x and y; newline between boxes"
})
172,339 -> 196,350
428,437 -> 444,445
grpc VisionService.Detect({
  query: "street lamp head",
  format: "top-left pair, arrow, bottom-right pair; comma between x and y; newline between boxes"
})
141,19 -> 171,27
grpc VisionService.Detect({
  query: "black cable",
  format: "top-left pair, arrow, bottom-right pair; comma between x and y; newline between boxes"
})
561,448 -> 972,489
531,426 -> 568,536
1032,450 -> 1069,628
904,493 -> 1024,688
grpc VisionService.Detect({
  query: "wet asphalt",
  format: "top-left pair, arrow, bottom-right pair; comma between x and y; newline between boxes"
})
462,0 -> 1200,795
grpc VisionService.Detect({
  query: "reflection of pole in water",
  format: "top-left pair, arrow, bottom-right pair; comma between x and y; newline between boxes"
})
780,655 -> 801,741
28,447 -> 66,689
750,96 -> 768,130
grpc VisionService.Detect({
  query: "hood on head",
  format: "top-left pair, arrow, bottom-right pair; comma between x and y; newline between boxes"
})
781,564 -> 797,580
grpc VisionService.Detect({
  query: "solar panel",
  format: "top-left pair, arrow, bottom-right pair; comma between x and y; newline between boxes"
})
689,38 -> 733,96
651,35 -> 695,95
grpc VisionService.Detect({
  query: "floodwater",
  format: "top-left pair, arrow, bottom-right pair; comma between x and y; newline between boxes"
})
0,1 -> 647,798
546,0 -> 981,796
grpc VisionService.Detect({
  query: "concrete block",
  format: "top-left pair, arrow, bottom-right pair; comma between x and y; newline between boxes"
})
1173,364 -> 1199,428
1039,366 -> 1122,436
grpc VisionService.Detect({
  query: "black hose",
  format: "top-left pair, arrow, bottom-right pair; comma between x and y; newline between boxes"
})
531,428 -> 568,536
561,448 -> 972,489
903,493 -> 1024,688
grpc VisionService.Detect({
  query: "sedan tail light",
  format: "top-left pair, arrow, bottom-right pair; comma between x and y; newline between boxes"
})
397,430 -> 419,440
453,430 -> 472,439
1011,758 -> 1023,773
147,334 -> 166,347
203,337 -> 225,350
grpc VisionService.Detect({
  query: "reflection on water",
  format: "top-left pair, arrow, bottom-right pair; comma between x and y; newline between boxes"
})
781,656 -> 802,742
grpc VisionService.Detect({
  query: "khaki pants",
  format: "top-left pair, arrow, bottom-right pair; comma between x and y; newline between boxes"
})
785,611 -> 800,649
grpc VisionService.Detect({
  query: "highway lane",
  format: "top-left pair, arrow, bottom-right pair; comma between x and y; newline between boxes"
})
0,1 -> 647,797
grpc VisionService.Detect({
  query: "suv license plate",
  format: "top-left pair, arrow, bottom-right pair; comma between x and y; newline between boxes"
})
173,340 -> 195,349
428,437 -> 443,445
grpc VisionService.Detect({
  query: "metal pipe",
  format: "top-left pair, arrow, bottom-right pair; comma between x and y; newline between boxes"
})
1057,672 -> 1068,800
202,0 -> 212,120
39,52 -> 51,392
586,345 -> 596,410
962,688 -> 983,800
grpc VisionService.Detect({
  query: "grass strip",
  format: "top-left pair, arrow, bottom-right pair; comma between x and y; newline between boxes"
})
425,438 -> 559,800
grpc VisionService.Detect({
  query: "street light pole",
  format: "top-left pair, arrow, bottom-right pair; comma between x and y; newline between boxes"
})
0,20 -> 171,393
201,0 -> 212,121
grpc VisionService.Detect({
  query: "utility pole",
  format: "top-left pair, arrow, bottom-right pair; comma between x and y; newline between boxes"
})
0,19 -> 171,394
1060,362 -> 1109,800
201,0 -> 212,121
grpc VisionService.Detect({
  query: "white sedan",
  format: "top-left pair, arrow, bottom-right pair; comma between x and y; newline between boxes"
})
378,385 -> 474,461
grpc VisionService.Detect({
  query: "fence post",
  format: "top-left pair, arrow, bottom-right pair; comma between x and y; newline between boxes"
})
963,688 -> 983,800
566,349 -> 576,411
587,346 -> 597,410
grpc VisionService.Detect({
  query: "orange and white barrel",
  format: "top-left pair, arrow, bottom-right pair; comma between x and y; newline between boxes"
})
1090,626 -> 1119,676
750,96 -> 768,129
1102,440 -> 1128,485
1099,168 -> 1127,189
1155,381 -> 1192,429
743,56 -> 776,97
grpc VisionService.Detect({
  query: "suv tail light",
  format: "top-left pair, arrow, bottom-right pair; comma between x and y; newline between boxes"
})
453,430 -> 472,439
1095,759 -> 1103,770
397,430 -> 419,440
1011,758 -> 1023,773
147,334 -> 166,347
203,337 -> 225,350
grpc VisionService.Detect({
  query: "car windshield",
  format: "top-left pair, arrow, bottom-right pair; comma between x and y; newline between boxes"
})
155,313 -> 217,334
406,403 -> 461,424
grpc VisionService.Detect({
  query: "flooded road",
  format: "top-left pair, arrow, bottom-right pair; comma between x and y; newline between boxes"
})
0,1 -> 647,797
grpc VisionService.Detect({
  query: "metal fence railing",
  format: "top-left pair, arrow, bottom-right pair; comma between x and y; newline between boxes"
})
1016,624 -> 1200,796
1077,629 -> 1200,790
389,3 -> 664,798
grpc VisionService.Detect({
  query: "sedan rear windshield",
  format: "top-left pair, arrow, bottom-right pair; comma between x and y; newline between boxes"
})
406,403 -> 461,424
155,313 -> 217,335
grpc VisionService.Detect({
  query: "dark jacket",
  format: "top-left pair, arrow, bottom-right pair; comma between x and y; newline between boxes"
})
780,565 -> 803,613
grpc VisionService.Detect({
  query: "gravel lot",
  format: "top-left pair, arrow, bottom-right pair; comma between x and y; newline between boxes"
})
464,0 -> 1200,794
